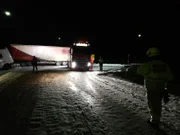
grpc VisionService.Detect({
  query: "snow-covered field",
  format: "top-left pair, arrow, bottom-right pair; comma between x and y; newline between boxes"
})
0,65 -> 179,135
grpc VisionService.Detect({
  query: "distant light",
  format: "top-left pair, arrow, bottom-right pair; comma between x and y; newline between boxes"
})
58,37 -> 61,40
74,43 -> 89,46
138,34 -> 141,37
4,11 -> 11,16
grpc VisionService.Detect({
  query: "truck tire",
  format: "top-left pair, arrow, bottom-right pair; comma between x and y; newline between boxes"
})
3,63 -> 11,70
20,63 -> 26,67
27,62 -> 32,66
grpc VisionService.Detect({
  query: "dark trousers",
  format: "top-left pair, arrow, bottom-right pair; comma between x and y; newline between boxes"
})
32,64 -> 38,71
147,89 -> 164,124
99,63 -> 103,71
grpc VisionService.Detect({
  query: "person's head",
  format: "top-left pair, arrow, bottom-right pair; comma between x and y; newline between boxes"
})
146,47 -> 160,57
146,47 -> 161,61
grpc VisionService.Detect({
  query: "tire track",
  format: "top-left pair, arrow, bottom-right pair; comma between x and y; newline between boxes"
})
27,72 -> 112,135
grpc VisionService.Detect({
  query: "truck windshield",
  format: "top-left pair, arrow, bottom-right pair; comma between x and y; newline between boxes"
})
73,47 -> 91,54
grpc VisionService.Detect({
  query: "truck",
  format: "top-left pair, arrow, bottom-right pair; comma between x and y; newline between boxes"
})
70,41 -> 95,70
10,44 -> 71,66
10,42 -> 95,70
0,47 -> 14,69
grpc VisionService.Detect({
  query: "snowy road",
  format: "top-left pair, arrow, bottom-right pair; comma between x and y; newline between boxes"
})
0,66 -> 179,135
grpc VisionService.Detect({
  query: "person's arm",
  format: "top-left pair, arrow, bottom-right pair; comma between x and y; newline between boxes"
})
137,63 -> 150,77
165,64 -> 173,81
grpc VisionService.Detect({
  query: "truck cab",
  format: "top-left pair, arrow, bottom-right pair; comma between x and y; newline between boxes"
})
70,41 -> 94,71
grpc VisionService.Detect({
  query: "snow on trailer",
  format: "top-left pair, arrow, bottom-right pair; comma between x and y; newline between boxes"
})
10,44 -> 71,66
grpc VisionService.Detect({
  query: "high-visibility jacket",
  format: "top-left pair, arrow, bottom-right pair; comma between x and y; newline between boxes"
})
99,58 -> 103,63
137,60 -> 173,90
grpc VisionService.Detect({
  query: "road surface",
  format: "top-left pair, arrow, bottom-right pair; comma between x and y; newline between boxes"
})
0,66 -> 179,135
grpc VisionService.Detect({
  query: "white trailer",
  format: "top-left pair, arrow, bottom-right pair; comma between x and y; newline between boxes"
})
10,44 -> 71,66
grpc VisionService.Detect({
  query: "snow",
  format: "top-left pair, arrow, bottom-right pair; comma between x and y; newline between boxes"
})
0,65 -> 180,134
96,69 -> 180,134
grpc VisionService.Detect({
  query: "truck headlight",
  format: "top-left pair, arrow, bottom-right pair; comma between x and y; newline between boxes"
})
72,61 -> 76,68
87,62 -> 91,67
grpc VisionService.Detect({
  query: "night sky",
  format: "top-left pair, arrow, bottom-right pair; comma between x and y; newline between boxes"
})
1,1 -> 180,66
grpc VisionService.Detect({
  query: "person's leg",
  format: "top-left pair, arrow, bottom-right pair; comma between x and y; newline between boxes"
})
147,90 -> 163,125
100,63 -> 102,71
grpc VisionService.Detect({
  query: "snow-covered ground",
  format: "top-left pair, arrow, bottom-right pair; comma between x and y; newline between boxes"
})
0,65 -> 180,135
98,69 -> 180,134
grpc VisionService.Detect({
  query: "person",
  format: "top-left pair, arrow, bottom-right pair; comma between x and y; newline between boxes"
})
31,56 -> 39,71
98,56 -> 103,71
137,47 -> 173,127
